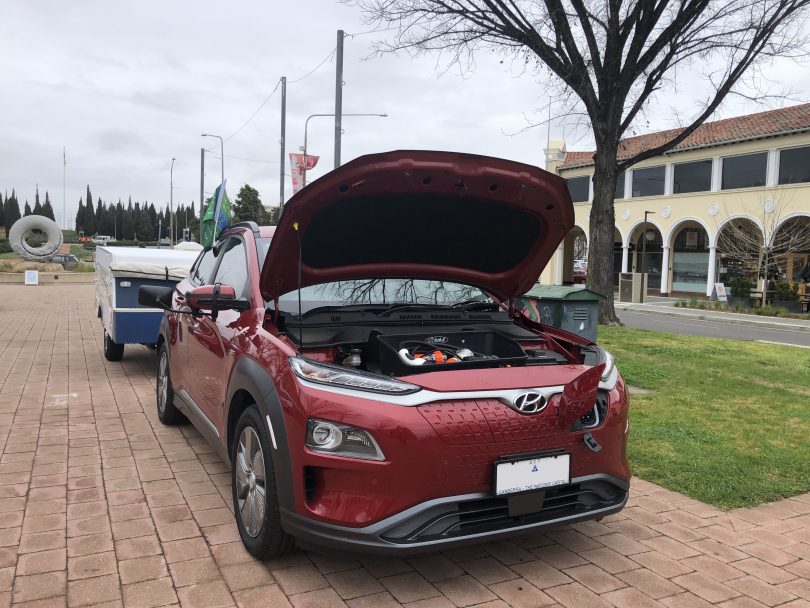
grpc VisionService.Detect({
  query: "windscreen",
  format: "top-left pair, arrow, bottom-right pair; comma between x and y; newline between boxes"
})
275,279 -> 493,314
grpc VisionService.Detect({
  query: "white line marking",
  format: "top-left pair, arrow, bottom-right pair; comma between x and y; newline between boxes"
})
755,340 -> 810,349
265,415 -> 278,450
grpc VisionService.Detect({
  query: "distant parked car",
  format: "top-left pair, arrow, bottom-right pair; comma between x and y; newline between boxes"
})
573,259 -> 587,284
50,254 -> 80,269
92,235 -> 111,245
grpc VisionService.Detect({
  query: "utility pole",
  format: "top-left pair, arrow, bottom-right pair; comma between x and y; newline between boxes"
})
334,29 -> 344,169
200,147 -> 205,220
279,76 -> 286,207
170,157 -> 175,246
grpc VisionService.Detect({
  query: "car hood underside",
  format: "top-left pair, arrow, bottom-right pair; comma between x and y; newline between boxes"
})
260,150 -> 574,301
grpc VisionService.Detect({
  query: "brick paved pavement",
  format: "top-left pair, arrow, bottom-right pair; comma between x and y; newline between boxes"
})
1,283 -> 809,608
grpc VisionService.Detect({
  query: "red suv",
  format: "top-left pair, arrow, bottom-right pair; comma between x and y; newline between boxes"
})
139,151 -> 629,558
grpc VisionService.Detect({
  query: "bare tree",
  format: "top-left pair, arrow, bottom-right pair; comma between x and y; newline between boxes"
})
353,0 -> 810,323
717,194 -> 810,296
573,234 -> 587,260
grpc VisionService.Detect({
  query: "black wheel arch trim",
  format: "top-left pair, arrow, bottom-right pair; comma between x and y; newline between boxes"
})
226,356 -> 295,512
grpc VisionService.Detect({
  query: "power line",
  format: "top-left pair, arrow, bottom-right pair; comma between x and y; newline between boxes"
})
204,45 -> 338,152
287,47 -> 337,83
208,153 -> 279,165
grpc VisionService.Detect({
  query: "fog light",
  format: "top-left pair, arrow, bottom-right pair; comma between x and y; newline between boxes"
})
311,422 -> 343,450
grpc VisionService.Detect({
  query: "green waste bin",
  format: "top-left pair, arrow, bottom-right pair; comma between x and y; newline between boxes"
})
515,285 -> 603,342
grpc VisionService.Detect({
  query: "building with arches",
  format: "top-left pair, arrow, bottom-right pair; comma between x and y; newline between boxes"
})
540,103 -> 810,297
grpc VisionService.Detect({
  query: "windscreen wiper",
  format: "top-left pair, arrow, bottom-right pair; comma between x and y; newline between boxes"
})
376,304 -> 453,316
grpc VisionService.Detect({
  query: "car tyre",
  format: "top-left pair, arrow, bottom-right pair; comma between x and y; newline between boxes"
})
156,343 -> 184,425
103,330 -> 124,361
231,405 -> 295,559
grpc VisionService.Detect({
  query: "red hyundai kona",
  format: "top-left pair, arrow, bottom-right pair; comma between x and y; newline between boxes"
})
140,150 -> 629,558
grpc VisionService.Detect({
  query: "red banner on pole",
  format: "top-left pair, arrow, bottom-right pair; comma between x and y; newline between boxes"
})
289,153 -> 319,194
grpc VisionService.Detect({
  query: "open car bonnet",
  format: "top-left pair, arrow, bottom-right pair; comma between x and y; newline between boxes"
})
260,150 -> 574,302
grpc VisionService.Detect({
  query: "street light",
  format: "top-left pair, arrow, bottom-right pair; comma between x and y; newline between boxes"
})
302,113 -> 388,187
170,158 -> 175,246
201,133 -> 224,185
641,210 -> 656,302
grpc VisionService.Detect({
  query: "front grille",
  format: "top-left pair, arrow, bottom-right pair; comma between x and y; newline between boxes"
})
381,479 -> 626,544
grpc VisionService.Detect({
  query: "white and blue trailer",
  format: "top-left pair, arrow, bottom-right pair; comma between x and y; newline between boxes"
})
95,246 -> 199,361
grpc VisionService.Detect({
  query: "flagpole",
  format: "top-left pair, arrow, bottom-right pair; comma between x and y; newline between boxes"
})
62,146 -> 66,230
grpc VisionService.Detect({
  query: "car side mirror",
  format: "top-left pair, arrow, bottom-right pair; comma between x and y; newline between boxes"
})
139,285 -> 174,309
186,284 -> 249,320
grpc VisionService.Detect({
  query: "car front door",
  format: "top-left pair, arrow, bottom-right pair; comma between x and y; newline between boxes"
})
186,236 -> 253,438
172,248 -> 218,394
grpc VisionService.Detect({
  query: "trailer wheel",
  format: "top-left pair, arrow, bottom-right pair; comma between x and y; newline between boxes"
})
104,331 -> 124,361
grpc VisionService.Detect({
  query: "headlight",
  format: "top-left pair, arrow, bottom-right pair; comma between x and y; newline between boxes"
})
306,419 -> 385,461
601,350 -> 615,383
290,357 -> 420,395
595,347 -> 619,391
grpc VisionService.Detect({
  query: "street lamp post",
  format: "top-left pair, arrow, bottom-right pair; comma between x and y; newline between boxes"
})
302,113 -> 387,187
201,133 -> 224,185
170,158 -> 175,246
641,210 -> 655,302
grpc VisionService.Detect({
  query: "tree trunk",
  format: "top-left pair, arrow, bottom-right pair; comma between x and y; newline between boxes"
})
587,147 -> 621,325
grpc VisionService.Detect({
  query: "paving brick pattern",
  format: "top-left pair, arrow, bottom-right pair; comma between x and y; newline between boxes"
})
1,284 -> 809,608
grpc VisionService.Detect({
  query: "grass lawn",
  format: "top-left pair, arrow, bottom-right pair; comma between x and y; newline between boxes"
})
599,326 -> 810,509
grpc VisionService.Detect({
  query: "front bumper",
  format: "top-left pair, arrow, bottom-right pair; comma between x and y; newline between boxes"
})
281,473 -> 628,555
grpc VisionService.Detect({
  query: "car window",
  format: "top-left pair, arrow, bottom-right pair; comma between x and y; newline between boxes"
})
190,249 -> 217,286
212,238 -> 249,299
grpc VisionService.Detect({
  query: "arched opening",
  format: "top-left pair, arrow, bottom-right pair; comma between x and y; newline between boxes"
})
716,218 -> 763,288
772,215 -> 810,295
630,223 -> 663,291
561,226 -> 587,285
670,222 -> 711,295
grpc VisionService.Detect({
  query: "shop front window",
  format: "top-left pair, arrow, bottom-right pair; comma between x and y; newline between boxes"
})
672,227 -> 710,293
635,230 -> 663,290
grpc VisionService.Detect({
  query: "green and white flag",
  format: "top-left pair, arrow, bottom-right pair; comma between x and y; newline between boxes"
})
201,181 -> 231,248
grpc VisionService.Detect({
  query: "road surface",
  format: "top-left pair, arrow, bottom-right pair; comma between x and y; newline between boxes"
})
618,309 -> 810,347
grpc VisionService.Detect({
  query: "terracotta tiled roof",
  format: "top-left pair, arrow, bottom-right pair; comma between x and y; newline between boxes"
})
558,103 -> 810,170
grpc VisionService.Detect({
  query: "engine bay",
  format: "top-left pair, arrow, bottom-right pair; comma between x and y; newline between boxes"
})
276,306 -> 574,376
310,328 -> 568,376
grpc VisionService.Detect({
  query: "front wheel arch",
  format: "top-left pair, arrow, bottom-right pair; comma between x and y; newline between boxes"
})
225,357 -> 294,513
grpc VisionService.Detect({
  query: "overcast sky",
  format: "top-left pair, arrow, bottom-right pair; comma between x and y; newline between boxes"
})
2,1 -> 809,228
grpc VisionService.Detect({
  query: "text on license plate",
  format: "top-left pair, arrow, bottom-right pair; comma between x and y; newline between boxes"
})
495,453 -> 570,495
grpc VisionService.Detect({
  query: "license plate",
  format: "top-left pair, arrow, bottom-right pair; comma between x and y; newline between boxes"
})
494,453 -> 570,496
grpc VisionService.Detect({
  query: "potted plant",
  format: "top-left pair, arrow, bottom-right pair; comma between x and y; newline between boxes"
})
727,276 -> 753,307
772,279 -> 801,313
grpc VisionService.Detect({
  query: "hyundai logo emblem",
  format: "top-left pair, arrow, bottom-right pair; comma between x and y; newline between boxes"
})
512,392 -> 546,414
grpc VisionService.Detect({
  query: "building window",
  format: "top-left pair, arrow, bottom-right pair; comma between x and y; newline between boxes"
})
615,171 -> 625,200
721,152 -> 767,190
673,159 -> 712,194
632,166 -> 665,197
565,176 -> 590,203
672,227 -> 710,293
778,146 -> 810,185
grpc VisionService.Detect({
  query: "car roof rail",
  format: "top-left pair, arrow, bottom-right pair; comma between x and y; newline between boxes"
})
218,221 -> 261,240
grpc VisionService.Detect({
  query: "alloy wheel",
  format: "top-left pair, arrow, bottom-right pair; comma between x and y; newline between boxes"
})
157,351 -> 168,415
235,426 -> 266,537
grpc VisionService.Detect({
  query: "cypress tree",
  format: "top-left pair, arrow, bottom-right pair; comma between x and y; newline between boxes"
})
24,201 -> 32,216
84,197 -> 96,235
75,198 -> 84,234
42,191 -> 55,221
33,188 -> 42,215
0,192 -> 5,232
4,193 -> 21,233
123,200 -> 135,240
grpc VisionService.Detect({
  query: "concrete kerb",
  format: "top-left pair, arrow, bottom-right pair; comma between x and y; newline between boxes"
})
615,301 -> 810,333
0,271 -> 95,284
